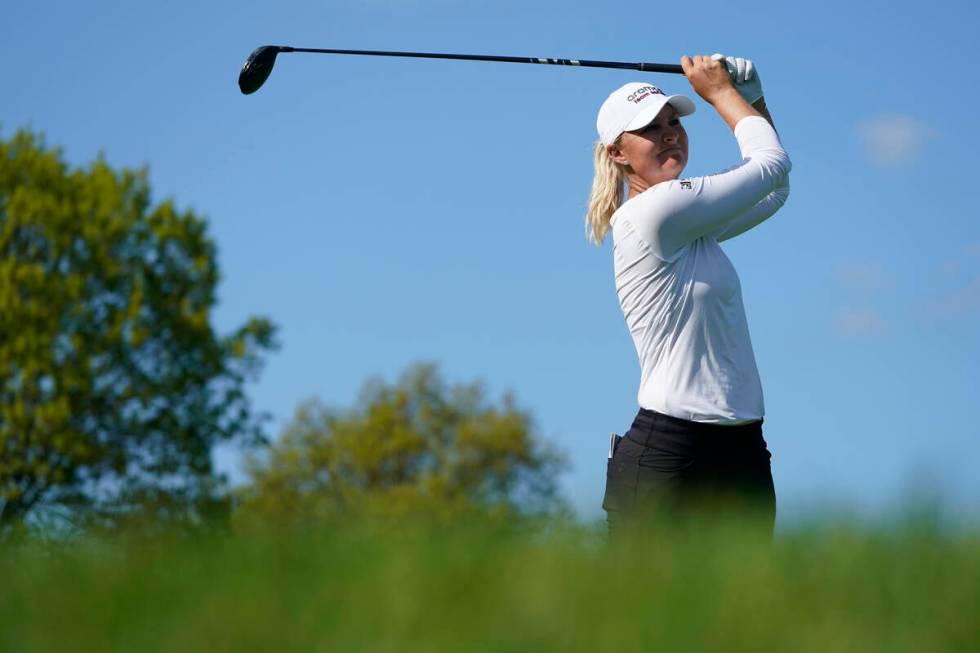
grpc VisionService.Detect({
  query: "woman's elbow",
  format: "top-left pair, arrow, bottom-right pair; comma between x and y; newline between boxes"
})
774,179 -> 790,208
772,149 -> 792,178
753,148 -> 792,182
781,151 -> 792,176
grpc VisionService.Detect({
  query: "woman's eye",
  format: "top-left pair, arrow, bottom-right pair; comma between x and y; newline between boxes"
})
669,119 -> 680,126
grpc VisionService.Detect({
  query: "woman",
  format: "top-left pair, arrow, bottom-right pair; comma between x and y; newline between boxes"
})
587,54 -> 791,540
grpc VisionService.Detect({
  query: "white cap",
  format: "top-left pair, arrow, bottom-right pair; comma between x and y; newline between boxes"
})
596,82 -> 696,146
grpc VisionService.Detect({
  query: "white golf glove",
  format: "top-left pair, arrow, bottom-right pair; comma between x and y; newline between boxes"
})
711,53 -> 763,104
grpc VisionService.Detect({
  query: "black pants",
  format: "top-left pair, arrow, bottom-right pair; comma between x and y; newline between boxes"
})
602,407 -> 776,541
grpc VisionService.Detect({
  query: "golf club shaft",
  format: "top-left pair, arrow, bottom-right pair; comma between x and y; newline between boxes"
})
276,46 -> 684,74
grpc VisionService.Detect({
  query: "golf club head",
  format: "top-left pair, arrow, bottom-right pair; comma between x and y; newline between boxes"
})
238,46 -> 282,95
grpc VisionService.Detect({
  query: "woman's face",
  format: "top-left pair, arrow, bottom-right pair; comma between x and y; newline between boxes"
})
607,104 -> 688,194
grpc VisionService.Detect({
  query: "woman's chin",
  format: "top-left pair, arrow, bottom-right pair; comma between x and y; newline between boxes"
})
664,159 -> 686,176
659,152 -> 686,168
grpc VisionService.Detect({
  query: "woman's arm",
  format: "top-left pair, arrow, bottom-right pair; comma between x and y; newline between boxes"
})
622,58 -> 790,258
712,97 -> 789,243
710,96 -> 789,243
625,114 -> 791,259
711,178 -> 790,243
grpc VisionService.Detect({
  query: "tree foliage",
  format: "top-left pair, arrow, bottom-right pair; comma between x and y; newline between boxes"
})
0,128 -> 277,534
235,363 -> 570,528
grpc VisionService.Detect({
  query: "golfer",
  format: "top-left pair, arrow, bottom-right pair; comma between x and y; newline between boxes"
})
587,54 -> 791,540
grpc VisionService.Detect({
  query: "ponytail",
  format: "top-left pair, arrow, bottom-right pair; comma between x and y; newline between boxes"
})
585,138 -> 627,246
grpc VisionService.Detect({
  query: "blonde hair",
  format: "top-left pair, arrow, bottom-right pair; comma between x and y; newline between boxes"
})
585,137 -> 627,246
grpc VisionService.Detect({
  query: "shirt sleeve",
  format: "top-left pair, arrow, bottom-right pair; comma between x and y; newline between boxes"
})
712,175 -> 790,243
624,115 -> 792,260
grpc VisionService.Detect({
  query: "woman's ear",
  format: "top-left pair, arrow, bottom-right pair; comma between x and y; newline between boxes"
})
606,142 -> 630,167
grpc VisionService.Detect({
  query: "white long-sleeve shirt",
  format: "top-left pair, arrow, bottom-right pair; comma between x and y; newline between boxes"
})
610,115 -> 791,424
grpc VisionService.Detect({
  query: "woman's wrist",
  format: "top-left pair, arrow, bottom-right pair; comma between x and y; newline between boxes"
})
707,86 -> 743,107
710,88 -> 761,131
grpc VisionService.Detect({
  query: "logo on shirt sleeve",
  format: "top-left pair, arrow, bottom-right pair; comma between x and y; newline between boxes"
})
679,180 -> 692,190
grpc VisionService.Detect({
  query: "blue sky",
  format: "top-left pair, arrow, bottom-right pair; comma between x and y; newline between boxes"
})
4,0 -> 978,529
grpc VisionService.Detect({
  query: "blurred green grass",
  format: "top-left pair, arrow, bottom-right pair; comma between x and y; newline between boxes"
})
2,512 -> 978,652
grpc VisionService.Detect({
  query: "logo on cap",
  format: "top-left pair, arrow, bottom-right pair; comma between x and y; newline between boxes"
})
626,86 -> 665,104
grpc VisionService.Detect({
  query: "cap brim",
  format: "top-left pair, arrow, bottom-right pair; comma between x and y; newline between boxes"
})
622,95 -> 696,133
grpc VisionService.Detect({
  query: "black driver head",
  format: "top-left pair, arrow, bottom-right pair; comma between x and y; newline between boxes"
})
238,46 -> 282,95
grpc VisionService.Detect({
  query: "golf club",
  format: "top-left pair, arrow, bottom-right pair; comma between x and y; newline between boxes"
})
238,45 -> 685,95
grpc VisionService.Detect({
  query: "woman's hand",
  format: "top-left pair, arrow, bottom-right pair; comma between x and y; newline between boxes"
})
711,54 -> 764,104
680,54 -> 738,106
681,53 -> 763,132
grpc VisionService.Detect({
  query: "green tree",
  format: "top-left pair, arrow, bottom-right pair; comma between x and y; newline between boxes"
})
234,363 -> 570,528
0,128 -> 277,535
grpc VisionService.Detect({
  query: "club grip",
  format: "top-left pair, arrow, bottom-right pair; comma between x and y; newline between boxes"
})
639,62 -> 684,74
